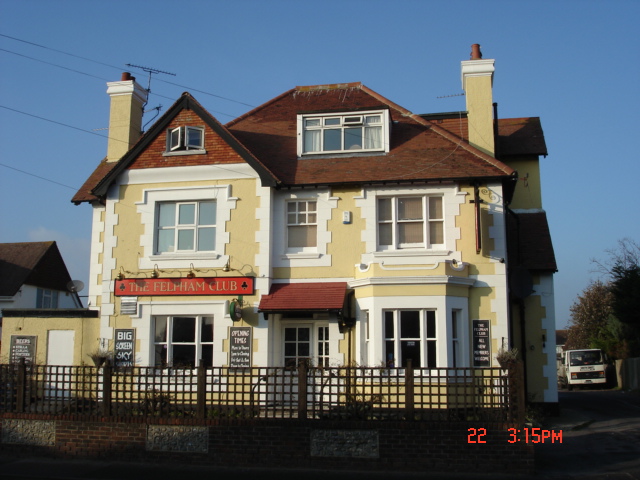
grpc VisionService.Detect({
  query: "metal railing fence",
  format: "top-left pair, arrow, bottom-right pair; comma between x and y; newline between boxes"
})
0,361 -> 524,423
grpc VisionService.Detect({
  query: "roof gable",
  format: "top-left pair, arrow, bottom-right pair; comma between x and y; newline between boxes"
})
72,93 -> 278,204
0,242 -> 75,296
226,83 -> 515,187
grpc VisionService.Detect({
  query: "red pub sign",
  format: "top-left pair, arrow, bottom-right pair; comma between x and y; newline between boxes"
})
114,277 -> 254,296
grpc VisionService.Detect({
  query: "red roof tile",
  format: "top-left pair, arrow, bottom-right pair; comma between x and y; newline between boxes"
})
227,83 -> 515,186
258,282 -> 348,312
422,114 -> 547,157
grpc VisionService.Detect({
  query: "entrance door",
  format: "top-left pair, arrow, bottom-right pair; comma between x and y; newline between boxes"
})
46,330 -> 75,398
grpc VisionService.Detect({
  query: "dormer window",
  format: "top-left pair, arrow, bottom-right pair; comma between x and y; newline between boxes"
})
298,110 -> 389,155
165,126 -> 205,154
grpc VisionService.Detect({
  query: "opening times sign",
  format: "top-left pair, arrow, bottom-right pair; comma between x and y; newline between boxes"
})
472,320 -> 491,367
229,327 -> 252,368
115,277 -> 254,296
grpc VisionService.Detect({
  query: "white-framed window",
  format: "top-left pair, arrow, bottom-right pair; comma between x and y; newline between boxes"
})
155,200 -> 216,254
298,110 -> 389,155
283,324 -> 330,368
384,310 -> 437,368
377,196 -> 444,250
166,126 -> 204,152
153,315 -> 214,367
36,288 -> 58,308
287,200 -> 317,251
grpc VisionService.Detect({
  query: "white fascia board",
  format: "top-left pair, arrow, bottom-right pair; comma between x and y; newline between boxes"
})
121,163 -> 259,185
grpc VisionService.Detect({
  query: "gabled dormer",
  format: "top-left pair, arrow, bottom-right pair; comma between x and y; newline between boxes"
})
72,87 -> 279,205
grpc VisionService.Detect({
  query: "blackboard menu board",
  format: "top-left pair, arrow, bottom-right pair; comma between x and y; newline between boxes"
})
229,327 -> 251,368
472,320 -> 491,367
114,329 -> 135,367
10,335 -> 36,364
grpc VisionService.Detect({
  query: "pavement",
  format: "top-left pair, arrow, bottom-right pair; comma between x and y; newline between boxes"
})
0,404 -> 634,480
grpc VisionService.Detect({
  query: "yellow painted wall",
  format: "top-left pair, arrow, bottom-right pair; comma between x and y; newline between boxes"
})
0,315 -> 101,365
504,156 -> 542,210
509,275 -> 550,402
105,177 -> 262,332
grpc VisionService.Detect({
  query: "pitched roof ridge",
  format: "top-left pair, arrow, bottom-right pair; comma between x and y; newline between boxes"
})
295,82 -> 362,92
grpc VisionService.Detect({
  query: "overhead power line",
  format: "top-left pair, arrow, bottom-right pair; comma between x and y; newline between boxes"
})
0,105 -> 117,141
0,33 -> 255,109
0,161 -> 77,191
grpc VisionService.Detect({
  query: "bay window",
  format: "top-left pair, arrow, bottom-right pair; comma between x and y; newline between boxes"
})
384,310 -> 437,368
377,196 -> 443,249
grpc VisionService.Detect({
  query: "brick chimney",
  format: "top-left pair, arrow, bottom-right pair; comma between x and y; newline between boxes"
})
461,44 -> 495,156
105,72 -> 148,162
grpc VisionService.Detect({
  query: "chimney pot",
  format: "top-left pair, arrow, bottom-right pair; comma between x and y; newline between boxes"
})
470,44 -> 482,60
121,72 -> 132,81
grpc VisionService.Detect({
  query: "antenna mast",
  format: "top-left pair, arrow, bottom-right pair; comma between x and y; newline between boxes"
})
125,64 -> 176,131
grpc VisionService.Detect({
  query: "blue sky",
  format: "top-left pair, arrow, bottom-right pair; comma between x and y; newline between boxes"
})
1,0 -> 638,329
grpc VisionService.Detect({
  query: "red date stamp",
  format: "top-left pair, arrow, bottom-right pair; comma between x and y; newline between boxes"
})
467,427 -> 563,444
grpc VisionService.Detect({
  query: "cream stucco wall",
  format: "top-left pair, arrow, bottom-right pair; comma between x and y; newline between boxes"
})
1,315 -> 100,365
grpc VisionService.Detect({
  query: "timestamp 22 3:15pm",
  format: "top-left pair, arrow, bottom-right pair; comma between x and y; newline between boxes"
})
468,427 -> 563,444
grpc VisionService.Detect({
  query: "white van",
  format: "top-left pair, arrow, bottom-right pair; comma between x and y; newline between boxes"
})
562,349 -> 608,390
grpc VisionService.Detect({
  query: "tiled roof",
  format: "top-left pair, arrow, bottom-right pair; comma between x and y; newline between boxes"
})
258,282 -> 348,312
73,83 -> 547,203
423,114 -> 548,157
71,158 -> 117,204
71,93 -> 279,204
497,117 -> 547,157
227,83 -> 515,186
0,242 -> 75,296
506,211 -> 557,272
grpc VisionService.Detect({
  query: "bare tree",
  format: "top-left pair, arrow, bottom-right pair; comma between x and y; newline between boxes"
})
565,280 -> 613,351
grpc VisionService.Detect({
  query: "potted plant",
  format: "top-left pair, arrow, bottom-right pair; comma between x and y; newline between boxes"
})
496,347 -> 519,369
88,348 -> 112,367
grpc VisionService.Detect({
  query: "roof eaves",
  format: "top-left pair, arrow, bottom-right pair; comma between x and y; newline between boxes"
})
91,93 -> 280,197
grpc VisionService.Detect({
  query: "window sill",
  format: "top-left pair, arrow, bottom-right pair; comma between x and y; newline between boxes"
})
280,252 -> 322,260
373,249 -> 450,258
150,253 -> 220,262
299,151 -> 386,159
162,150 -> 207,157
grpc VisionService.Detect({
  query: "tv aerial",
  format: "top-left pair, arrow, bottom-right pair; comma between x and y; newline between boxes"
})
126,64 -> 177,129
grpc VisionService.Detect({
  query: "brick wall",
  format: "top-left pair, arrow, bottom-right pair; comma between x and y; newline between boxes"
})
0,415 -> 533,474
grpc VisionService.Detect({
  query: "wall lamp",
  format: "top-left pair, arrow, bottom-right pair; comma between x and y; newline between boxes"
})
187,263 -> 197,278
116,267 -> 126,280
151,264 -> 161,278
